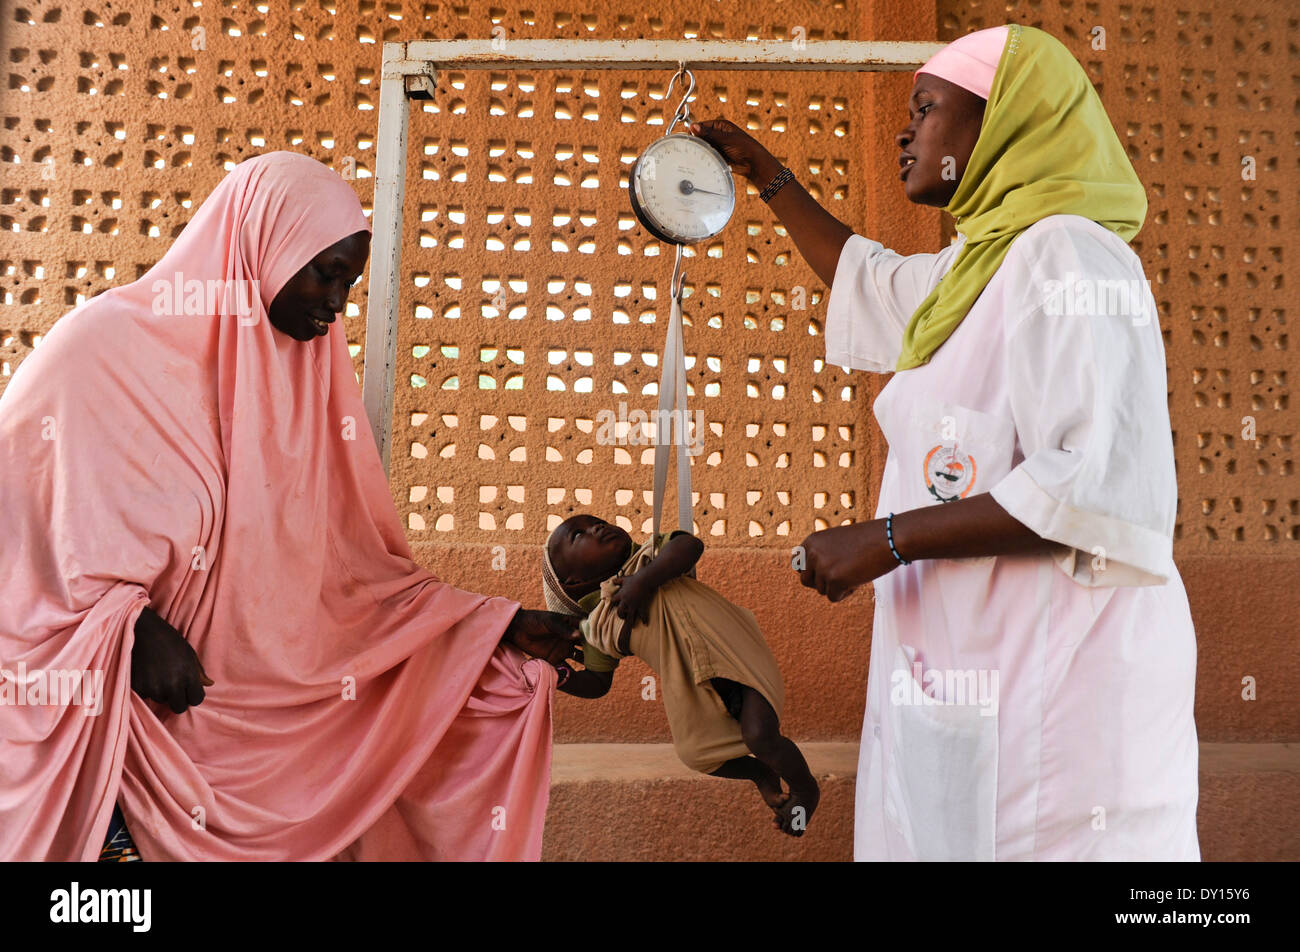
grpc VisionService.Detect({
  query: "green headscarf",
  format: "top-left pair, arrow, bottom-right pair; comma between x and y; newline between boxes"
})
894,23 -> 1148,370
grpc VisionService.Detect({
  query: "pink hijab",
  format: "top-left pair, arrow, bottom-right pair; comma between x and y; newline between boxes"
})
915,25 -> 1009,100
0,152 -> 555,861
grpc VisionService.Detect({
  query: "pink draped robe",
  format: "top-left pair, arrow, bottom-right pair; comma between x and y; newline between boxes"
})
0,152 -> 555,861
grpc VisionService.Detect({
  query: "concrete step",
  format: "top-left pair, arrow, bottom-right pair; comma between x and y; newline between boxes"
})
1198,742 -> 1300,861
544,742 -> 857,862
542,741 -> 1299,861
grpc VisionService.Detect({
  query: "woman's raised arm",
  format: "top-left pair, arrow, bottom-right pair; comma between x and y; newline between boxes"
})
689,118 -> 853,288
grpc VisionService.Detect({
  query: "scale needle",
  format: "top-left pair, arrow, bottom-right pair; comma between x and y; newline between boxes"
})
678,180 -> 726,197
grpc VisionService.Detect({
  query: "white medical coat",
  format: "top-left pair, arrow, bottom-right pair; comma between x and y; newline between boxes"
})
826,214 -> 1200,860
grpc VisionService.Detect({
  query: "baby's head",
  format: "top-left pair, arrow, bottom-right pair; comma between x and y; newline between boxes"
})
543,514 -> 634,607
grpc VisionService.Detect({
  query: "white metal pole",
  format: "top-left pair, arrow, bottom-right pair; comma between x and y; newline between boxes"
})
398,38 -> 942,72
362,42 -> 416,471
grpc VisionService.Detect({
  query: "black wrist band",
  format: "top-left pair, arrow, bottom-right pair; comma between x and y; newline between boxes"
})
886,512 -> 912,566
759,166 -> 794,203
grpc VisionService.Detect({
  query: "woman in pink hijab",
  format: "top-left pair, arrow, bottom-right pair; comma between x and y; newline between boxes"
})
0,151 -> 580,861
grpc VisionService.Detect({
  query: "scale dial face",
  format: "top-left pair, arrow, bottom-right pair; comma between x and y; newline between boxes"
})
629,133 -> 736,245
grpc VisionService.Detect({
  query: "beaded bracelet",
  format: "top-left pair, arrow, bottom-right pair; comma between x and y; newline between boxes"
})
885,512 -> 912,566
759,166 -> 795,203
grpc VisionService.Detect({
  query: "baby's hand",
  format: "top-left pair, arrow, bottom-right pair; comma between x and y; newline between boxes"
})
608,573 -> 653,626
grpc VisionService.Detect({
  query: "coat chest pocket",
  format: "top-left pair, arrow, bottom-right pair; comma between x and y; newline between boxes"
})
889,396 -> 1018,509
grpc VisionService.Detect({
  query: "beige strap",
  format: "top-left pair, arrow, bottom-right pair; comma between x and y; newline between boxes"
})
652,245 -> 693,539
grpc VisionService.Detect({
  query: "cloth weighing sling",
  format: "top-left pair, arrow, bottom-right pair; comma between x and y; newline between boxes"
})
573,256 -> 783,774
581,536 -> 785,775
653,250 -> 694,539
0,151 -> 555,861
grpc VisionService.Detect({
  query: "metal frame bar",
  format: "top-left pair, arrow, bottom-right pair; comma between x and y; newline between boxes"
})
362,39 -> 944,471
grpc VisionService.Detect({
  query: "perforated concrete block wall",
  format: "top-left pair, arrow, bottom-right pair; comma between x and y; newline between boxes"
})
2,0 -> 875,549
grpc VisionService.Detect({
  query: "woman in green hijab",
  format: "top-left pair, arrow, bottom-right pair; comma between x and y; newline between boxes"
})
692,24 -> 1199,861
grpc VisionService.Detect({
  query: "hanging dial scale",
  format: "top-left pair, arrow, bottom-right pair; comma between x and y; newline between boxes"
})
627,68 -> 735,538
628,70 -> 735,244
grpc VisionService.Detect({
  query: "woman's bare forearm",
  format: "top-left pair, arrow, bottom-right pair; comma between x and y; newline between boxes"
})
748,152 -> 854,288
890,493 -> 1063,562
797,493 -> 1067,601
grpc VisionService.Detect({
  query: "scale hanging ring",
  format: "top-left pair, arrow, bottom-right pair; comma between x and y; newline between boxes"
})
628,64 -> 734,245
670,244 -> 686,301
665,64 -> 697,135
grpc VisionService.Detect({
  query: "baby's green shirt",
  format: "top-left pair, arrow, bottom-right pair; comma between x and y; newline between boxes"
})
577,589 -> 620,673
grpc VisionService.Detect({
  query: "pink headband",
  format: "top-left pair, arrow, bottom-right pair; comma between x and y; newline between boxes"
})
914,25 -> 1009,101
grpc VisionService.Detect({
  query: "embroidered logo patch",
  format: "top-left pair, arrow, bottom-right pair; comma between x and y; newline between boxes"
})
923,444 -> 977,502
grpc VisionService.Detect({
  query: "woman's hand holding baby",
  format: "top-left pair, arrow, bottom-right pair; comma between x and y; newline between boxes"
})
503,609 -> 584,666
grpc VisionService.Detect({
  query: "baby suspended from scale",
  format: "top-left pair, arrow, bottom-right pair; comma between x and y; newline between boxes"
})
542,514 -> 819,835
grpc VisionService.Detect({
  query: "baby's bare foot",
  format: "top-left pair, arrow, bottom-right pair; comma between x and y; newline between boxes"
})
775,781 -> 821,837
